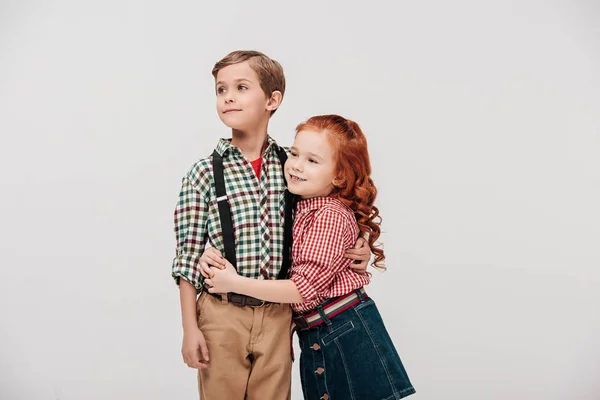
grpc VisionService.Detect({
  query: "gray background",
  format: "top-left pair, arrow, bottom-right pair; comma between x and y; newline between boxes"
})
1,0 -> 599,399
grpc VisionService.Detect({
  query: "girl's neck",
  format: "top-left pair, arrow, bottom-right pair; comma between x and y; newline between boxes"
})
230,122 -> 269,161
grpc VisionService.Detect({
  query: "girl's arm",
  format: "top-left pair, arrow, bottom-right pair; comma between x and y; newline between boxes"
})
229,275 -> 304,303
205,260 -> 304,303
205,208 -> 356,304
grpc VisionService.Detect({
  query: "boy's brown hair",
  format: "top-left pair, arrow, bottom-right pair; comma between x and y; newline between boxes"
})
212,50 -> 286,115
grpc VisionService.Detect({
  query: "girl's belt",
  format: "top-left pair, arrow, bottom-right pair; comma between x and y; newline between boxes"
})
291,288 -> 367,333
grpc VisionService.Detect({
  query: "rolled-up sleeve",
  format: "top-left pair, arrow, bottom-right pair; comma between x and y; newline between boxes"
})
171,175 -> 209,290
290,210 -> 352,302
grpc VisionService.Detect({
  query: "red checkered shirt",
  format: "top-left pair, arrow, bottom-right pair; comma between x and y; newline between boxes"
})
290,196 -> 371,313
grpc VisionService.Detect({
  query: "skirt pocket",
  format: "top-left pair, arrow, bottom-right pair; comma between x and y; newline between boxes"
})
321,321 -> 355,346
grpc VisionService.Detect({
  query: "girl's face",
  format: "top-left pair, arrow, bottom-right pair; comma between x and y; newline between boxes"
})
285,129 -> 336,199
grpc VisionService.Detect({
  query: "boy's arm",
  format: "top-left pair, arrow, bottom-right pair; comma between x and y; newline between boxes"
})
180,279 -> 209,369
171,174 -> 211,368
172,175 -> 209,290
180,279 -> 202,331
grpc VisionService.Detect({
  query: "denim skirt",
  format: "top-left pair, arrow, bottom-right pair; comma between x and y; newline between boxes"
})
296,292 -> 415,400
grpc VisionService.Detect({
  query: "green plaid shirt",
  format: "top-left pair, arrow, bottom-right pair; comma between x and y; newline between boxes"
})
172,136 -> 288,290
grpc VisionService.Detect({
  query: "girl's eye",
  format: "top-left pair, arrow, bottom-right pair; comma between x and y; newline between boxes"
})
217,87 -> 226,94
238,85 -> 248,90
309,159 -> 318,164
290,151 -> 298,157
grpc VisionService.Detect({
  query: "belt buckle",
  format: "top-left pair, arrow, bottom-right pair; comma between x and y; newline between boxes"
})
293,315 -> 310,331
247,296 -> 266,307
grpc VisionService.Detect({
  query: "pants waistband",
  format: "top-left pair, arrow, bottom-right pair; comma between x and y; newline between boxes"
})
203,285 -> 273,307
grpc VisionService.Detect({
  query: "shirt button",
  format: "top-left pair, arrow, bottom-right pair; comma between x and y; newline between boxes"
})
311,343 -> 321,351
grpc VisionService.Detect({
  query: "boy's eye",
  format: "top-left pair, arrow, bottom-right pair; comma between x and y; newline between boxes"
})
290,151 -> 298,157
217,87 -> 226,94
238,85 -> 248,90
309,159 -> 318,164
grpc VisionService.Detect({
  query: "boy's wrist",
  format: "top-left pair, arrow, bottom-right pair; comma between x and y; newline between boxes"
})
182,322 -> 200,333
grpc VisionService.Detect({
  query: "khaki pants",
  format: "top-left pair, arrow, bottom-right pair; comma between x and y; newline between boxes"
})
196,291 -> 293,400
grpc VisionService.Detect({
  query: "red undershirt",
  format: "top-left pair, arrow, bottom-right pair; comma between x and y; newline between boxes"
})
250,157 -> 262,179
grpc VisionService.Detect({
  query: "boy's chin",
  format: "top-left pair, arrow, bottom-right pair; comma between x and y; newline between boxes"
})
221,120 -> 244,130
220,116 -> 259,132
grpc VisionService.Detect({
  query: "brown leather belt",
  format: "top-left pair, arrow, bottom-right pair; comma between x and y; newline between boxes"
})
204,287 -> 271,307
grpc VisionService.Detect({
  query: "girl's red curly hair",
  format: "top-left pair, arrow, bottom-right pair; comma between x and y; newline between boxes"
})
295,114 -> 385,270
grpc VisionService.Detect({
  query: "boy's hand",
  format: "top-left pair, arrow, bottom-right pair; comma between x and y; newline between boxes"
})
345,237 -> 371,275
204,260 -> 239,294
181,327 -> 209,369
200,247 -> 226,278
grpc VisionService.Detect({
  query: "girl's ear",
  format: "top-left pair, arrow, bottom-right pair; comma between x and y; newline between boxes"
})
266,91 -> 283,112
332,177 -> 345,188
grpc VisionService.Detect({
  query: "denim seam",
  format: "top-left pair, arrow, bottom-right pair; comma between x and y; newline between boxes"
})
387,386 -> 416,399
396,387 -> 415,394
321,321 -> 355,346
355,309 -> 398,395
300,346 -> 308,400
334,337 -> 356,400
354,297 -> 372,311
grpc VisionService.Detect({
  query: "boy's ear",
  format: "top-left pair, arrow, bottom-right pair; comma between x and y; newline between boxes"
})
266,91 -> 283,112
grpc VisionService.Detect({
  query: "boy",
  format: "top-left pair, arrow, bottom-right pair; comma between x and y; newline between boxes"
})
171,50 -> 369,399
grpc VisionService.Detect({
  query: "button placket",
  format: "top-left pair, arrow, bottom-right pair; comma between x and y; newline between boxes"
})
309,334 -> 328,399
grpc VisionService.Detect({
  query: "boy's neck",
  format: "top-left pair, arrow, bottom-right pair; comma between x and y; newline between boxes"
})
230,124 -> 269,161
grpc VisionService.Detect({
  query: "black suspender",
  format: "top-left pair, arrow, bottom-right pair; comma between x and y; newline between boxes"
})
211,147 -> 295,279
211,150 -> 238,270
276,147 -> 295,280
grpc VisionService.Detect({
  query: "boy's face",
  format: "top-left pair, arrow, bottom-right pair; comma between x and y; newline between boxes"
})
285,129 -> 336,199
215,61 -> 273,130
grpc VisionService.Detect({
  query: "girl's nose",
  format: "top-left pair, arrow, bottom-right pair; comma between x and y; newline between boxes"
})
292,160 -> 303,172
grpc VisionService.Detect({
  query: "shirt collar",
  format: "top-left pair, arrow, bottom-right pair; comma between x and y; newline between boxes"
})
215,135 -> 279,159
296,196 -> 337,214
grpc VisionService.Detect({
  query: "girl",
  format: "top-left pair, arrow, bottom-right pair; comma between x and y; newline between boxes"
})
204,114 -> 415,400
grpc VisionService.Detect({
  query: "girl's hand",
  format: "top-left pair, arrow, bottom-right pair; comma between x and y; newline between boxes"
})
204,260 -> 239,294
199,247 -> 226,278
345,237 -> 371,275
